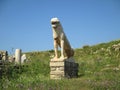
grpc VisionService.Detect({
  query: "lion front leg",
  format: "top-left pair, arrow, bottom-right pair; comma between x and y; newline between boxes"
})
60,39 -> 65,59
54,39 -> 58,59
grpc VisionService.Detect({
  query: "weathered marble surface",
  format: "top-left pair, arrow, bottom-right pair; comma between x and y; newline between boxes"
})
15,49 -> 21,63
50,58 -> 78,79
0,50 -> 8,60
51,18 -> 74,59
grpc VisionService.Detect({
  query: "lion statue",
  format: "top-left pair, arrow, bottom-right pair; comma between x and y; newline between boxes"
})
51,17 -> 74,59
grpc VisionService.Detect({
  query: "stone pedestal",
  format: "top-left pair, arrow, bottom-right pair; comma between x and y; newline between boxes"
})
50,57 -> 79,79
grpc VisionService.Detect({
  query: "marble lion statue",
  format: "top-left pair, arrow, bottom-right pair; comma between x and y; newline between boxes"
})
51,17 -> 74,59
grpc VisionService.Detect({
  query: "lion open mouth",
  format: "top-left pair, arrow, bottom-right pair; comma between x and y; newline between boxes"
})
52,24 -> 57,28
51,18 -> 60,29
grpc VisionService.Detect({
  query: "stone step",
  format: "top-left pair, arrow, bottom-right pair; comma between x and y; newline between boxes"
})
50,61 -> 64,67
50,71 -> 64,75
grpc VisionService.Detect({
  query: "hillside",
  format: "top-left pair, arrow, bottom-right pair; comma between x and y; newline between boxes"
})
0,40 -> 120,90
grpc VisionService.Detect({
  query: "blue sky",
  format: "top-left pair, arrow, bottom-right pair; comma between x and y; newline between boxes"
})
0,0 -> 120,53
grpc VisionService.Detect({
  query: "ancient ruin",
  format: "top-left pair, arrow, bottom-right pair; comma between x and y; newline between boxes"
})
15,49 -> 22,63
51,17 -> 74,59
50,18 -> 78,79
0,50 -> 8,60
0,49 -> 27,64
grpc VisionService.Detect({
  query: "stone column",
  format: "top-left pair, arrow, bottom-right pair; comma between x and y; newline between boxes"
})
15,49 -> 22,64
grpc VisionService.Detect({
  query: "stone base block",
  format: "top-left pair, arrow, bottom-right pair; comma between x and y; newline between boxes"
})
50,57 -> 79,79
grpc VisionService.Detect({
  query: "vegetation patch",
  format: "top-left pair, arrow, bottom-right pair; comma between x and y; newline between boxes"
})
0,40 -> 120,90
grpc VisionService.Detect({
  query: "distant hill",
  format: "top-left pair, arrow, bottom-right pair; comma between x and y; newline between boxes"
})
1,39 -> 120,90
